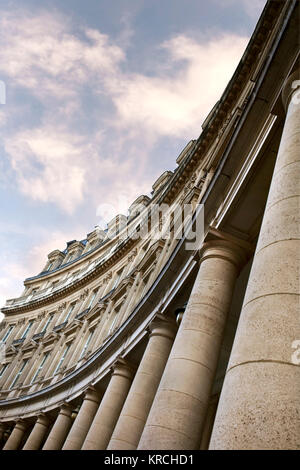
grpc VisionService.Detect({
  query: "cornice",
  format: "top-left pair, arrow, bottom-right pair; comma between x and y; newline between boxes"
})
2,236 -> 137,316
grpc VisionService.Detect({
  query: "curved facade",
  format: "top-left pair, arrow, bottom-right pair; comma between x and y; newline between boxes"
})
0,0 -> 299,450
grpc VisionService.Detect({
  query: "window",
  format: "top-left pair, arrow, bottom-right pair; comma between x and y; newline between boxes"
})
63,303 -> 75,323
112,267 -> 124,290
47,262 -> 54,271
1,325 -> 14,343
79,331 -> 94,359
0,364 -> 8,378
10,359 -> 28,389
87,290 -> 98,309
54,344 -> 71,375
42,314 -> 54,333
31,352 -> 49,384
108,304 -> 122,335
21,321 -> 33,339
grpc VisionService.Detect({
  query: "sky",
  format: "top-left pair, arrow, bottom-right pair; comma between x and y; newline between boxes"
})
0,0 -> 267,316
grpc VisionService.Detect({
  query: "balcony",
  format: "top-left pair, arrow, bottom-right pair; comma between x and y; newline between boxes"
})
32,331 -> 46,341
12,338 -> 25,346
53,321 -> 68,332
75,308 -> 90,320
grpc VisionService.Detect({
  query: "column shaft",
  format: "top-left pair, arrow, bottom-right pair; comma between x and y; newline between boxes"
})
108,318 -> 176,450
138,240 -> 245,450
42,404 -> 72,450
81,360 -> 134,450
209,69 -> 300,450
62,387 -> 101,450
23,414 -> 49,450
3,420 -> 27,450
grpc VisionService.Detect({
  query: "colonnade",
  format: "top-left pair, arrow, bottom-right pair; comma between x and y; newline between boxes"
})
1,70 -> 299,451
1,237 -> 250,451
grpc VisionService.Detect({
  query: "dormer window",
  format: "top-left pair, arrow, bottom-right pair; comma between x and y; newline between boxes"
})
47,262 -> 54,271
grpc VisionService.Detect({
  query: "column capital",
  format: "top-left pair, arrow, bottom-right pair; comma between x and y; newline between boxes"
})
111,358 -> 135,380
83,386 -> 101,404
199,237 -> 249,271
147,315 -> 177,341
58,402 -> 72,417
14,419 -> 27,432
282,66 -> 300,111
36,413 -> 49,427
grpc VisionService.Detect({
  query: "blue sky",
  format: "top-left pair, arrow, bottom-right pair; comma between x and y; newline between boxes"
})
0,0 -> 266,313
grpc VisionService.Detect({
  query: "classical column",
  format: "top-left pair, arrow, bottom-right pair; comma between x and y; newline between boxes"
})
42,403 -> 73,450
0,422 -> 7,450
138,239 -> 246,450
3,420 -> 28,450
62,387 -> 101,450
0,422 -> 6,440
23,414 -> 49,450
108,317 -> 177,450
82,360 -> 134,450
209,69 -> 300,450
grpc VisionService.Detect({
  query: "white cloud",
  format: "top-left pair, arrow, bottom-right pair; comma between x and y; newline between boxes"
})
109,34 -> 248,137
0,10 -> 124,100
0,8 -> 249,215
4,127 -> 88,213
0,6 -> 253,321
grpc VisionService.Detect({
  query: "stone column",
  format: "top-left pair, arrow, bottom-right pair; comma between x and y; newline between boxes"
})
62,387 -> 101,450
82,360 -> 134,450
209,69 -> 300,450
3,420 -> 28,450
0,422 -> 6,449
108,317 -> 177,450
138,239 -> 246,450
23,414 -> 49,450
0,422 -> 6,440
42,403 -> 73,450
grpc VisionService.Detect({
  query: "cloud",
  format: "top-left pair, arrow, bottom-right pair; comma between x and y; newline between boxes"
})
0,5 -> 252,320
0,10 -> 124,100
109,34 -> 248,137
0,7 -> 248,216
214,0 -> 266,20
4,127 -> 88,213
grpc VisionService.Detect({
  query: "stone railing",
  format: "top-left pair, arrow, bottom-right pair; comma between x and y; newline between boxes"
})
11,338 -> 25,346
32,331 -> 46,341
53,321 -> 68,332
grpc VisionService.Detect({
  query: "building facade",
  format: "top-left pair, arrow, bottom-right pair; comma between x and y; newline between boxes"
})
0,0 -> 299,450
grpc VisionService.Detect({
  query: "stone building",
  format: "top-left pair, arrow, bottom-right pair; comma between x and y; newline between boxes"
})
0,0 -> 299,450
